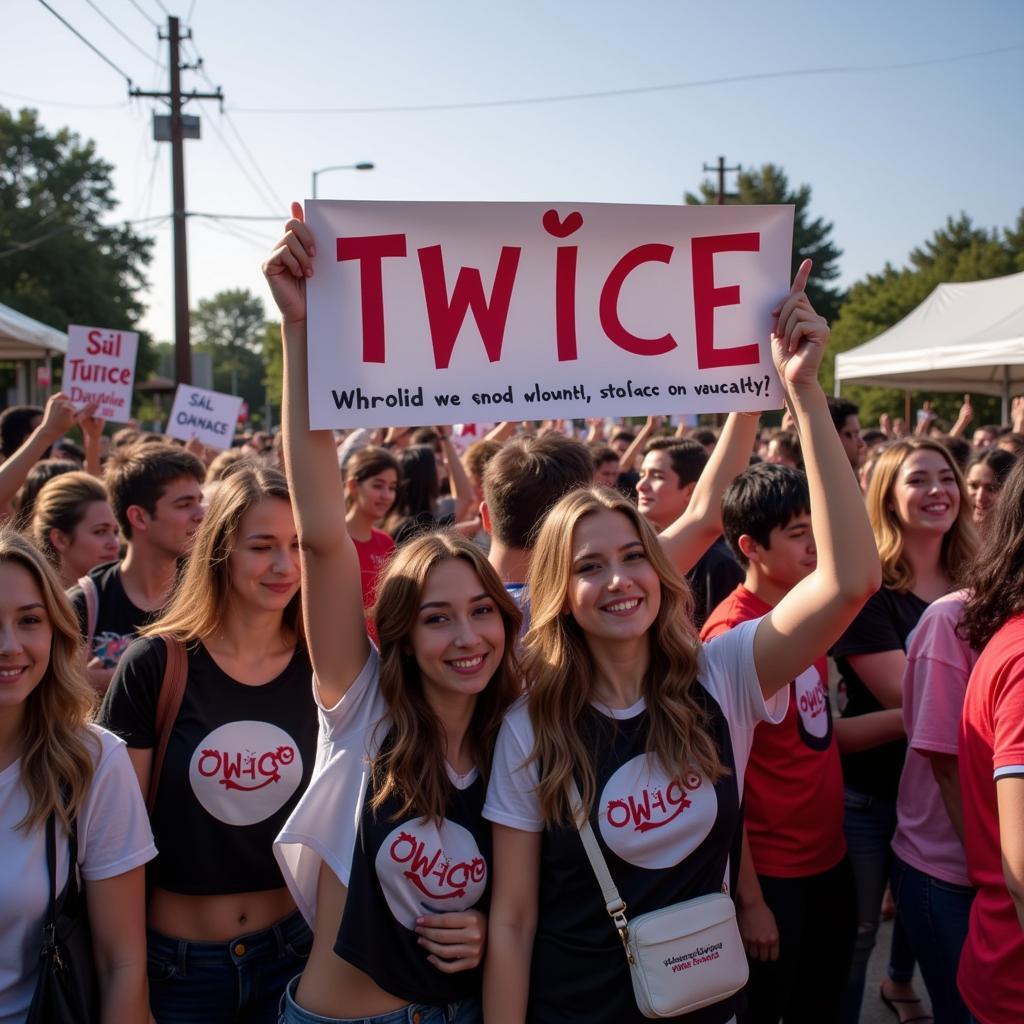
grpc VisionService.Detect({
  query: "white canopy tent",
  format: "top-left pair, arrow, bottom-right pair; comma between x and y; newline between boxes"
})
834,271 -> 1024,421
0,303 -> 67,405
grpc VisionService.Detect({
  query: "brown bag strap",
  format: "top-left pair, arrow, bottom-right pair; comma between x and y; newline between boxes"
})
146,636 -> 188,814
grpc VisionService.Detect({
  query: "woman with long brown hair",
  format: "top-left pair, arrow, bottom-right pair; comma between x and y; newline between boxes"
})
0,530 -> 154,1022
99,465 -> 317,1023
481,264 -> 881,1024
265,206 -> 521,1024
832,436 -> 977,1024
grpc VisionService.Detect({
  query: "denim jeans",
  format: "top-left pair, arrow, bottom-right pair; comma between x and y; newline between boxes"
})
148,910 -> 312,1024
278,976 -> 481,1024
890,856 -> 974,1024
841,788 -> 916,1024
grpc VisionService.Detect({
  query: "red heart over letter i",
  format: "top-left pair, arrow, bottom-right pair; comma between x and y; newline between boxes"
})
542,209 -> 584,238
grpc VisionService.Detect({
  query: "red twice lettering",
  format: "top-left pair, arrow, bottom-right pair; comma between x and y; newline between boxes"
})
336,234 -> 408,363
798,684 -> 826,716
197,744 -> 295,792
599,244 -> 678,357
388,830 -> 486,900
417,244 -> 522,370
605,775 -> 700,833
691,232 -> 761,369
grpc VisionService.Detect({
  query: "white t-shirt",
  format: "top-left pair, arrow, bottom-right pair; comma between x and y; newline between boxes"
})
484,617 -> 784,832
275,648 -> 386,926
0,725 -> 157,1024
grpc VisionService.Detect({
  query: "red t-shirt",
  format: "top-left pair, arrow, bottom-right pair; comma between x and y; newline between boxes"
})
701,584 -> 846,877
352,529 -> 395,641
958,614 -> 1024,1024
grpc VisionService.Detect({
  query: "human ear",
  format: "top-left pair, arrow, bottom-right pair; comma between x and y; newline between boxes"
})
125,504 -> 148,534
737,534 -> 760,562
479,501 -> 493,536
49,527 -> 70,554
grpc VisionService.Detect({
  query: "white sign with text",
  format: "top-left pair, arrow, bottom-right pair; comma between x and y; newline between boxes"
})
65,324 -> 139,422
166,384 -> 244,450
305,200 -> 793,428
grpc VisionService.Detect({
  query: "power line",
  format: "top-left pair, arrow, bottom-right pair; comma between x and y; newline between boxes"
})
198,101 -> 280,215
228,41 -> 1024,115
123,0 -> 159,30
79,0 -> 163,68
186,0 -> 197,25
151,0 -> 170,16
0,213 -> 171,260
189,212 -> 283,221
34,0 -> 135,87
0,88 -> 127,110
222,112 -> 286,210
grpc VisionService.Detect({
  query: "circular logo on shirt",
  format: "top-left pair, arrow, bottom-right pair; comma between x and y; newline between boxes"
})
375,819 -> 487,930
597,754 -> 717,870
794,665 -> 832,751
188,721 -> 304,827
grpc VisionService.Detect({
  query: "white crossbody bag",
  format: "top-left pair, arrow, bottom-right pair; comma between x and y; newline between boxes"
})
568,779 -> 748,1019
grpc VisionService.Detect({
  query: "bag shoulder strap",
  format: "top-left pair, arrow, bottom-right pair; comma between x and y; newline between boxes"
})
567,779 -> 628,922
146,636 -> 188,814
78,575 -> 99,652
43,812 -> 58,928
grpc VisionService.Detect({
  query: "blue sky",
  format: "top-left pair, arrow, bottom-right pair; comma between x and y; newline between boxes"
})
6,0 -> 1023,341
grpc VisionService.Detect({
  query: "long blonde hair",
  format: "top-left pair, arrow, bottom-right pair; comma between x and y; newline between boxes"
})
0,530 -> 99,831
142,465 -> 302,643
866,438 -> 977,592
524,487 -> 726,826
30,471 -> 111,570
371,531 -> 522,824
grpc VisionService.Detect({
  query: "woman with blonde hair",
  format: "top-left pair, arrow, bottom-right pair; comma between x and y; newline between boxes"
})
30,471 -> 120,589
98,464 -> 317,1023
832,437 -> 977,1024
0,529 -> 155,1022
482,264 -> 881,1023
264,206 -> 522,1024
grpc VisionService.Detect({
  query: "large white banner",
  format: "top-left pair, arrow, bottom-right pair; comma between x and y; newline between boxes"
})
305,201 -> 793,429
65,324 -> 139,423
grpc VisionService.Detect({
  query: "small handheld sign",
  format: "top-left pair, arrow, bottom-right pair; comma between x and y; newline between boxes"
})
64,325 -> 139,422
305,200 -> 794,429
166,384 -> 245,451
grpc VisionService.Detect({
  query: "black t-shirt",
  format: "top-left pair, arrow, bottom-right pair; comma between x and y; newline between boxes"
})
530,688 -> 742,1024
832,587 -> 930,800
335,739 -> 489,1005
98,637 -> 318,894
68,561 -> 153,668
687,538 -> 745,631
390,511 -> 456,547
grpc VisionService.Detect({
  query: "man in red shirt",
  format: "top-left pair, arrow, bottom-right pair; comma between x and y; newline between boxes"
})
702,463 -> 854,1024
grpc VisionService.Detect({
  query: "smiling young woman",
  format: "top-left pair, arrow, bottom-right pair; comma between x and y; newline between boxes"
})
98,466 -> 317,1024
264,204 -> 522,1024
831,438 -> 977,1024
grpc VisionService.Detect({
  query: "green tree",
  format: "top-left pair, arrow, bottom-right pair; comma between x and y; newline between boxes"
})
262,321 -> 283,413
0,107 -> 153,364
828,211 -> 1024,426
191,288 -> 267,405
685,163 -> 844,323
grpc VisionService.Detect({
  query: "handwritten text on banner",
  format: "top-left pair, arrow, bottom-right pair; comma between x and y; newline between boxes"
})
65,324 -> 139,423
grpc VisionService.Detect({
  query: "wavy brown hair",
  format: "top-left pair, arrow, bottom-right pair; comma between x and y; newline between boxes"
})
0,530 -> 99,832
142,465 -> 302,643
524,487 -> 726,826
865,438 -> 977,592
370,531 -> 522,824
959,458 -> 1024,649
30,471 -> 111,570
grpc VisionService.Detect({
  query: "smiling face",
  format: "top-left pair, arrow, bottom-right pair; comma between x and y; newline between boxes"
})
226,497 -> 301,614
566,508 -> 661,651
351,468 -> 398,522
637,451 -> 692,532
408,558 -> 506,702
744,513 -> 817,603
965,461 -> 1001,533
58,500 -> 120,580
0,562 -> 52,714
889,449 -> 960,536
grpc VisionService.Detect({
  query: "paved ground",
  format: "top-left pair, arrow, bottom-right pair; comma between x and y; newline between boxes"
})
861,917 -> 931,1024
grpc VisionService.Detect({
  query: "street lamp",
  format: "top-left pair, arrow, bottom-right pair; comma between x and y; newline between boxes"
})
311,162 -> 375,198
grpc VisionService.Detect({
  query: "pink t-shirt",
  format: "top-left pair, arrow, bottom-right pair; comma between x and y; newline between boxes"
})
892,591 -> 975,887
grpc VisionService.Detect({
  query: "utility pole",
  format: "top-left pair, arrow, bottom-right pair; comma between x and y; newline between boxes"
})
702,155 -> 741,205
131,16 -> 222,386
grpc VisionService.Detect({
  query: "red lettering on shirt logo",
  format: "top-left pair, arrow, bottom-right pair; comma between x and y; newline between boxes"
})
197,744 -> 296,791
599,755 -> 717,870
793,665 -> 829,742
605,772 -> 702,833
376,818 -> 487,929
188,721 -> 304,827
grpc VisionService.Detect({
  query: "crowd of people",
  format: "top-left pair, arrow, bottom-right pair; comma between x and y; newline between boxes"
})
0,207 -> 1021,1024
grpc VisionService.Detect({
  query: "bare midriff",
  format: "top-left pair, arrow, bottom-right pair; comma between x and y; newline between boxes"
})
147,886 -> 298,941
